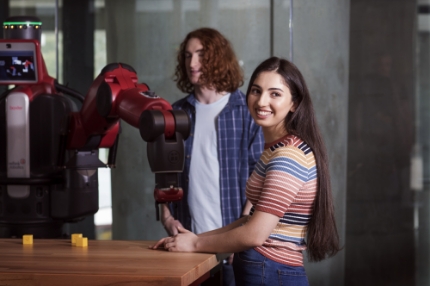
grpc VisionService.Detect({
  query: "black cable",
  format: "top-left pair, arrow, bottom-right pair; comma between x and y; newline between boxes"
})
54,81 -> 85,103
0,88 -> 10,102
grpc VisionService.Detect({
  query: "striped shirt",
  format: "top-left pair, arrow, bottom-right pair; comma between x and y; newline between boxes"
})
246,134 -> 317,266
172,89 -> 264,230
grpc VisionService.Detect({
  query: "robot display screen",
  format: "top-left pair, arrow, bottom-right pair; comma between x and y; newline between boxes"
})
0,50 -> 37,83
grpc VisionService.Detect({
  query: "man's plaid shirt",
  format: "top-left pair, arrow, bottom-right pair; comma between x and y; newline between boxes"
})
171,89 -> 264,229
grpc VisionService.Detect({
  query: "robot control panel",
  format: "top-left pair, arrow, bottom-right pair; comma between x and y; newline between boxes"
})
0,40 -> 42,84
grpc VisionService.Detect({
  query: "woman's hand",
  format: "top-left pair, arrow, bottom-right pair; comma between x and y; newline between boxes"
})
149,236 -> 168,249
164,226 -> 198,252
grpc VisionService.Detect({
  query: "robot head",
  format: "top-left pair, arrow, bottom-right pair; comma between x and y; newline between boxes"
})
3,16 -> 42,43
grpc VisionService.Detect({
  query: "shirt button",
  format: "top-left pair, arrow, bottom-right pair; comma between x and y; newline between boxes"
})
186,155 -> 190,158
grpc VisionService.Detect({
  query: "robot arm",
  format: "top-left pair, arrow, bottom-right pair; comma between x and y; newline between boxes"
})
65,62 -> 190,219
0,39 -> 189,225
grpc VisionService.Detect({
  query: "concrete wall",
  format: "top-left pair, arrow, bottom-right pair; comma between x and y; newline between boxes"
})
290,1 -> 349,285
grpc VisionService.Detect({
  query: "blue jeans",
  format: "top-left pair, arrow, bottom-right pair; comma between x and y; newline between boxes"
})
233,248 -> 309,286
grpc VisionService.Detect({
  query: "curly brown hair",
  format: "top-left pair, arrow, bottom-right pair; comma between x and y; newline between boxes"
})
174,28 -> 244,94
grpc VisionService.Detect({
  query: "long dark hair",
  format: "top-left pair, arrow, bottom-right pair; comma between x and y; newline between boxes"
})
174,28 -> 243,93
246,57 -> 340,262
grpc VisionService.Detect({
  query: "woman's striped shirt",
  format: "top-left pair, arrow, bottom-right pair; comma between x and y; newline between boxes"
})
245,134 -> 317,266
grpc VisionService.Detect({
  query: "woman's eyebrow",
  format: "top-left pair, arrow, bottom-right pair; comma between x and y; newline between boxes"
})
252,84 -> 283,92
268,87 -> 284,92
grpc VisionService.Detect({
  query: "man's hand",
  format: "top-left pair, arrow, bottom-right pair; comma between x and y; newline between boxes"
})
162,216 -> 184,236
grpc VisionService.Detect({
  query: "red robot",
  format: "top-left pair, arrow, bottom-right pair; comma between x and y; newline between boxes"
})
0,16 -> 189,238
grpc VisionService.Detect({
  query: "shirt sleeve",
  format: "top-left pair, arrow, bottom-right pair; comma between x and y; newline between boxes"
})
254,146 -> 308,217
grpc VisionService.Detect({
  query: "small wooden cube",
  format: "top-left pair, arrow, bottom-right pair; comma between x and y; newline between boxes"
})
22,234 -> 33,245
76,237 -> 88,247
71,233 -> 82,245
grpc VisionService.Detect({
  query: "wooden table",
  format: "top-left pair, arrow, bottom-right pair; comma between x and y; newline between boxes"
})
0,238 -> 221,286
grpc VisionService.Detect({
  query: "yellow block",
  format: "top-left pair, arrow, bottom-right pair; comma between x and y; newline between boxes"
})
22,234 -> 33,245
76,237 -> 88,247
71,233 -> 82,245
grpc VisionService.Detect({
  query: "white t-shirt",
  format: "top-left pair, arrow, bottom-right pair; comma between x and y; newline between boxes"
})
188,93 -> 231,234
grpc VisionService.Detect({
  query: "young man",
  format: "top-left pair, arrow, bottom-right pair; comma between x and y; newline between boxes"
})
161,28 -> 264,285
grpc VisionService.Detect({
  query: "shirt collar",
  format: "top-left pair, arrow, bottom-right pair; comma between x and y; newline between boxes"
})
185,89 -> 246,107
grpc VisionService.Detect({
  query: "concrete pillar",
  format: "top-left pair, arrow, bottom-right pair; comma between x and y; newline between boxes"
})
288,1 -> 349,285
63,0 -> 95,95
62,0 -> 96,240
105,0 -> 159,240
347,0 -> 416,285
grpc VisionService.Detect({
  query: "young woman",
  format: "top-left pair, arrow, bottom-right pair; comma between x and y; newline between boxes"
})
151,57 -> 340,286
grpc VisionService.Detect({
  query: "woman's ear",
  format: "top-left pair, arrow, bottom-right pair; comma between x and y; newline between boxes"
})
290,105 -> 296,113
